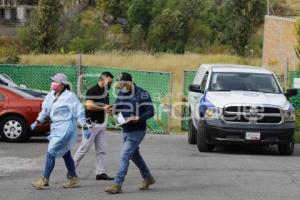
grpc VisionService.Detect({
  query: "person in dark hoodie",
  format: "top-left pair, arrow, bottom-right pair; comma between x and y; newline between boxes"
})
105,72 -> 155,194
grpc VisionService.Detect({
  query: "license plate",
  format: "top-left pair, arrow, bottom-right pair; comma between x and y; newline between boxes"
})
245,132 -> 261,141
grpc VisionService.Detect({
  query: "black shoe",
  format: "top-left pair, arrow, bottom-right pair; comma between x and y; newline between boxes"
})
96,173 -> 114,181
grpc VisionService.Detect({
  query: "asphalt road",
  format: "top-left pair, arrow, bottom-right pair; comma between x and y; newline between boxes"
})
1,132 -> 300,200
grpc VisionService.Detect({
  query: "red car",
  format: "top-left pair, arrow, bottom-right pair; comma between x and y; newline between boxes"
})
0,85 -> 49,142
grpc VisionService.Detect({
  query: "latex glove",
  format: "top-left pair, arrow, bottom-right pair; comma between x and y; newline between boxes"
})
31,121 -> 38,130
83,128 -> 91,139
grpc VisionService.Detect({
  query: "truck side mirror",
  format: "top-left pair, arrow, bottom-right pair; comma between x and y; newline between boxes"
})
285,88 -> 298,98
189,84 -> 203,93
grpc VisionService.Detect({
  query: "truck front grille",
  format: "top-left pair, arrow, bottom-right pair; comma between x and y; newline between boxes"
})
222,105 -> 282,124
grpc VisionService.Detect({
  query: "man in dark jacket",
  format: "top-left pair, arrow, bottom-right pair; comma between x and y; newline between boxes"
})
105,72 -> 155,194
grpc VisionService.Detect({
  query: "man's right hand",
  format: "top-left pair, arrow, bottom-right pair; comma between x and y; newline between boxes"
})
104,105 -> 113,115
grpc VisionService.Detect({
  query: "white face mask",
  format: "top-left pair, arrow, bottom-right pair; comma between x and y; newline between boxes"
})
121,87 -> 129,93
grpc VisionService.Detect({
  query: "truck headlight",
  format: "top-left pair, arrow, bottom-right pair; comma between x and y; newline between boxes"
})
205,107 -> 222,120
283,110 -> 296,122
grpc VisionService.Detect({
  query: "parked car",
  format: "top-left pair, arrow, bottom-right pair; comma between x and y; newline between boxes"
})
0,73 -> 20,88
188,64 -> 297,155
0,85 -> 49,142
0,73 -> 47,98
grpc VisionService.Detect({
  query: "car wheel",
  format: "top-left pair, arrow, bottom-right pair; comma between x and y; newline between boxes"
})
0,115 -> 29,142
188,118 -> 197,145
278,139 -> 294,156
197,120 -> 215,152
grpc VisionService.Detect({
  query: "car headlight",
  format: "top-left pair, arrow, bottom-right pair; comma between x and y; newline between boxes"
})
283,110 -> 296,122
205,107 -> 222,120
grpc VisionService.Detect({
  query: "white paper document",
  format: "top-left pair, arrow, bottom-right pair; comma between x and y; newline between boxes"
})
116,113 -> 130,126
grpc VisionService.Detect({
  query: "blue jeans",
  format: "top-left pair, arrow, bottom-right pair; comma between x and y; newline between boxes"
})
114,131 -> 152,186
43,151 -> 77,179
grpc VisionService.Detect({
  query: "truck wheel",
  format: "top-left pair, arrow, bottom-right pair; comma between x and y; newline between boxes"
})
278,139 -> 294,156
197,121 -> 215,152
188,118 -> 197,144
0,115 -> 29,143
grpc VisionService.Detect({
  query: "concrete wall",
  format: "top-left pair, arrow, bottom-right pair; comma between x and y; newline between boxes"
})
262,15 -> 299,74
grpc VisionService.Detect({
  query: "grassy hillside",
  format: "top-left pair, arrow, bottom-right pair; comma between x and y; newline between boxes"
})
286,0 -> 300,13
274,0 -> 300,15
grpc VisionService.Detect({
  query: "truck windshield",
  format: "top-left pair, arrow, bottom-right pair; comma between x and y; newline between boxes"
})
209,72 -> 282,94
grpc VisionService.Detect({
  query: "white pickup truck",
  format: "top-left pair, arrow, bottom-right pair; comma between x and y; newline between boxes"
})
188,64 -> 298,155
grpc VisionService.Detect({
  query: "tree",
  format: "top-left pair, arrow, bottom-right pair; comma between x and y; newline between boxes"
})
97,0 -> 130,18
218,0 -> 266,56
127,0 -> 152,31
129,24 -> 146,49
186,19 -> 214,53
147,9 -> 186,53
34,0 -> 63,53
16,9 -> 38,51
57,9 -> 106,53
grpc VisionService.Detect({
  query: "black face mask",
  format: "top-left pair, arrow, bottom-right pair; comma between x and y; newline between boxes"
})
106,83 -> 112,90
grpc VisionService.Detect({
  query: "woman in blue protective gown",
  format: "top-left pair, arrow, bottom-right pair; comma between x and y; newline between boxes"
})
31,73 -> 91,190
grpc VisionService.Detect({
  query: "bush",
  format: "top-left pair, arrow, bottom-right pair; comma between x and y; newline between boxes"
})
185,19 -> 214,53
16,27 -> 32,52
217,0 -> 266,56
247,31 -> 264,57
127,0 -> 152,30
69,37 -> 89,53
203,41 -> 232,55
129,24 -> 145,49
147,9 -> 186,53
58,8 -> 106,53
0,47 -> 20,64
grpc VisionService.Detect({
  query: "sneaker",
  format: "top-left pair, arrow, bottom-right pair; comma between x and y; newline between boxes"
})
62,177 -> 80,188
139,177 -> 156,190
96,173 -> 114,181
104,184 -> 122,194
31,177 -> 49,190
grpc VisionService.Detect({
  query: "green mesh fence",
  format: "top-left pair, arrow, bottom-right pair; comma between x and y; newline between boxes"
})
288,71 -> 300,109
81,66 -> 172,134
181,70 -> 287,131
0,64 -> 172,134
0,64 -> 77,91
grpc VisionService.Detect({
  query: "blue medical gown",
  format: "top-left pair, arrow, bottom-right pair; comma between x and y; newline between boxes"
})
37,90 -> 86,157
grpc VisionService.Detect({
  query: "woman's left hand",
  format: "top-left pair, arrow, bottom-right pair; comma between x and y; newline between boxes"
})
83,128 -> 91,139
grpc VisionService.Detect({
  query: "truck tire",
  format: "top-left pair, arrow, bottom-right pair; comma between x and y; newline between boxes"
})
278,139 -> 294,156
197,121 -> 215,152
0,115 -> 29,143
188,118 -> 197,144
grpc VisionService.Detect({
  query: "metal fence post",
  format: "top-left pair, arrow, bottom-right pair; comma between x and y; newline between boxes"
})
76,54 -> 83,96
284,57 -> 289,91
167,72 -> 173,134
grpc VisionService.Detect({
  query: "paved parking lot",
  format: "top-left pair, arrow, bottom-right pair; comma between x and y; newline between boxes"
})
1,132 -> 300,200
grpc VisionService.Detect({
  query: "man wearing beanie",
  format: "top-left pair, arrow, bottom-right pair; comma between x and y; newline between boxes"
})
105,72 -> 155,194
